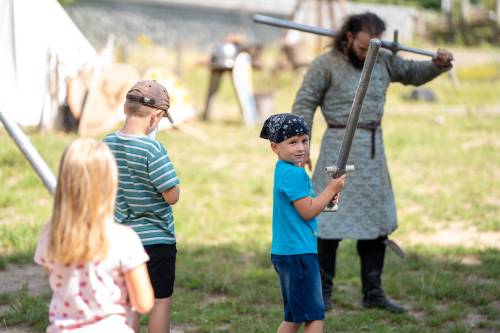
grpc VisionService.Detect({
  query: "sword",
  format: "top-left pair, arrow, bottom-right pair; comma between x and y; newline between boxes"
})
324,38 -> 381,212
384,238 -> 406,259
252,14 -> 436,58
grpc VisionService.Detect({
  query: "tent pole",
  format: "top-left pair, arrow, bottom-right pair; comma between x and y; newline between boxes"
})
0,109 -> 56,195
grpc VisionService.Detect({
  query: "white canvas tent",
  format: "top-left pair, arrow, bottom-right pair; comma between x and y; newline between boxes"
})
0,0 -> 95,128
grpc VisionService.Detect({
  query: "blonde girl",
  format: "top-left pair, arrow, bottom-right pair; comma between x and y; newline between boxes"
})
34,139 -> 154,332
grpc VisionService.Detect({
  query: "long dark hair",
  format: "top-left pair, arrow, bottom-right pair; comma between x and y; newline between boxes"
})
334,12 -> 386,53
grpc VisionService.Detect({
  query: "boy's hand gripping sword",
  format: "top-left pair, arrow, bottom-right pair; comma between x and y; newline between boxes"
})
324,39 -> 381,212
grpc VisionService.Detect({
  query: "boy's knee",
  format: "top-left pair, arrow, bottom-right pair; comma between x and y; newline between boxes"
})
153,297 -> 172,307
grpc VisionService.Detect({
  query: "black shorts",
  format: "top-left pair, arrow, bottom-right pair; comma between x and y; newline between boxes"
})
144,243 -> 177,299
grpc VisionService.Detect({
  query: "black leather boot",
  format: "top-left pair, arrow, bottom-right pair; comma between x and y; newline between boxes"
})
320,269 -> 334,311
362,289 -> 406,313
358,237 -> 406,314
318,238 -> 340,311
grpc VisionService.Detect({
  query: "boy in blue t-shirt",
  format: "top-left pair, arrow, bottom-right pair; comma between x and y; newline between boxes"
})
260,113 -> 345,333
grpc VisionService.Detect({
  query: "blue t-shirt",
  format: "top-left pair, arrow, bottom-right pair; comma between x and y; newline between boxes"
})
271,160 -> 318,255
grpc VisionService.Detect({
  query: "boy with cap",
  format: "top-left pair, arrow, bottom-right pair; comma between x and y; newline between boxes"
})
260,113 -> 345,333
104,80 -> 179,333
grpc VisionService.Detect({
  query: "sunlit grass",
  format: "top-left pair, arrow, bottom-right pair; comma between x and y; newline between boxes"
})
0,46 -> 499,332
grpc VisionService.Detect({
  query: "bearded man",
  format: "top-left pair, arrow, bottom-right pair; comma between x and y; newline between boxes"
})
291,12 -> 453,313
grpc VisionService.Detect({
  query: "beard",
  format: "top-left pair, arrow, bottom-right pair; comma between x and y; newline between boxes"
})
347,47 -> 365,70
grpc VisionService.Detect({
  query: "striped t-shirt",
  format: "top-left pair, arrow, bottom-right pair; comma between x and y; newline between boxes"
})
103,131 -> 180,245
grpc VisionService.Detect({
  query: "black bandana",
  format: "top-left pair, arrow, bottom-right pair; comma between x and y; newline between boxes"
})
260,113 -> 309,143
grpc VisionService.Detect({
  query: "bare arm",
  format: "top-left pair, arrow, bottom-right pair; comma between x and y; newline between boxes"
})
293,175 -> 345,220
124,263 -> 154,314
161,185 -> 180,205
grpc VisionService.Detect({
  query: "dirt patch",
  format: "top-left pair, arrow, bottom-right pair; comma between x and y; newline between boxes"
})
390,104 -> 500,114
0,264 -> 48,295
458,255 -> 481,266
465,313 -> 487,328
406,222 -> 500,250
201,294 -> 228,306
461,138 -> 500,150
0,325 -> 193,333
448,49 -> 500,67
410,309 -> 426,321
0,265 -> 198,332
139,325 -> 196,333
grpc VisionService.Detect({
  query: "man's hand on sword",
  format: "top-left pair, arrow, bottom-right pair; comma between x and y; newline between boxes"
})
432,48 -> 454,68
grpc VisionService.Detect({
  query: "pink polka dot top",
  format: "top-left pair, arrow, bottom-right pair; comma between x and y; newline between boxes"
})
35,222 -> 149,332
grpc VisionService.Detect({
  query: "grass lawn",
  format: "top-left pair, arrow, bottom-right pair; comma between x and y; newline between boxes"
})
0,46 -> 499,332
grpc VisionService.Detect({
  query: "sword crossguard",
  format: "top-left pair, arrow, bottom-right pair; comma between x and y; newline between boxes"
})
391,30 -> 400,54
381,30 -> 401,54
323,164 -> 355,212
381,29 -> 436,58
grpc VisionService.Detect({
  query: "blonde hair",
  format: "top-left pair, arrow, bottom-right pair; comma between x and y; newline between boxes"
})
48,139 -> 117,264
124,100 -> 155,117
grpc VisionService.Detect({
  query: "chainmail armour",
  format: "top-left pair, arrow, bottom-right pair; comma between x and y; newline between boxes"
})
292,49 -> 450,240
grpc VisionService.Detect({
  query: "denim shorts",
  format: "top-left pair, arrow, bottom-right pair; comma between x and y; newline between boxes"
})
271,253 -> 325,323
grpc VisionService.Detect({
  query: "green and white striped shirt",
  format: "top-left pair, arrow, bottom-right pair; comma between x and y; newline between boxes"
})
104,132 -> 180,245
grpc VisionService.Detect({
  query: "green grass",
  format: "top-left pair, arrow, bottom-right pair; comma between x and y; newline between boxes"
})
0,47 -> 499,332
0,286 -> 49,332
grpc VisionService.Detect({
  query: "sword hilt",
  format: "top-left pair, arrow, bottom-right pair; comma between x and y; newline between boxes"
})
323,165 -> 354,212
381,29 -> 437,58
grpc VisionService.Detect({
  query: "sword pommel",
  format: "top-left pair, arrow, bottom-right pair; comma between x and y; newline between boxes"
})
370,38 -> 382,48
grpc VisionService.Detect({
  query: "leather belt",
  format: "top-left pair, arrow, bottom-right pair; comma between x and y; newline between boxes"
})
327,122 -> 381,159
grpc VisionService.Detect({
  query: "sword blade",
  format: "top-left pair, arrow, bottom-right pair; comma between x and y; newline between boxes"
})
334,39 -> 381,176
379,40 -> 436,58
253,15 -> 436,58
323,40 -> 380,212
383,239 -> 406,259
252,14 -> 336,37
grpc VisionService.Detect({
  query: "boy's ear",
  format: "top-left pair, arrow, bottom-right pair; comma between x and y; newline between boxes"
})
150,109 -> 163,122
154,109 -> 164,119
270,142 -> 279,154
